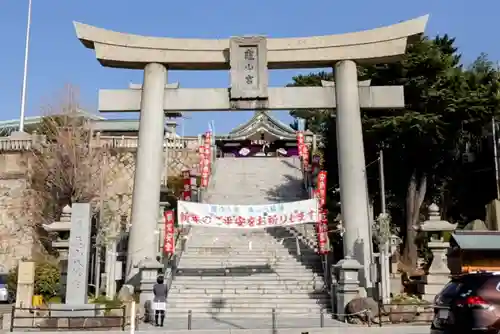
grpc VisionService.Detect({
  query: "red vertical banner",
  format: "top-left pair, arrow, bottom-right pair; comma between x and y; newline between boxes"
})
296,131 -> 304,158
200,132 -> 212,188
204,132 -> 212,165
163,210 -> 175,254
317,171 -> 327,207
181,169 -> 191,201
302,145 -> 310,171
198,145 -> 205,173
316,171 -> 329,255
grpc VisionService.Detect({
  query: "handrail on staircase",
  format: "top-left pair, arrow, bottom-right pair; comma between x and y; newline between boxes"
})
298,154 -> 333,310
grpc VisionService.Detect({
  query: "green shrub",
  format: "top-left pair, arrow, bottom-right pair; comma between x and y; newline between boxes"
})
47,296 -> 62,304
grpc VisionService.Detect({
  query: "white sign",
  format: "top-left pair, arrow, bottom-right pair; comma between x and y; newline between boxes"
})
177,199 -> 319,228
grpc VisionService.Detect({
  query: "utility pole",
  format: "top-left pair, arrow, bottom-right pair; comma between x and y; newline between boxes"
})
492,117 -> 500,199
379,150 -> 387,214
378,149 -> 390,303
95,155 -> 106,296
19,0 -> 33,132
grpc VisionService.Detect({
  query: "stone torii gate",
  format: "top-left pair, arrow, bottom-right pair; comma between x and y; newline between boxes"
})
73,15 -> 428,288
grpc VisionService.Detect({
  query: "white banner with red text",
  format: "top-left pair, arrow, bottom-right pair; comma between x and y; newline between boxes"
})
177,199 -> 319,228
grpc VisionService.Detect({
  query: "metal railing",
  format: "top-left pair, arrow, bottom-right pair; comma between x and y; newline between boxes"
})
169,308 -> 349,331
9,305 -> 126,332
298,157 -> 331,297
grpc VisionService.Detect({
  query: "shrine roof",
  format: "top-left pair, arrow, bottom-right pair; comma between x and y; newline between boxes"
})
226,111 -> 296,139
452,231 -> 500,250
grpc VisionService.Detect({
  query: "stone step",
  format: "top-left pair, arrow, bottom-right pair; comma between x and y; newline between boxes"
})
167,296 -> 328,303
164,307 -> 325,315
176,269 -> 319,274
175,268 -> 319,275
169,288 -> 323,294
172,278 -> 320,283
178,258 -> 316,263
172,281 -> 318,287
177,261 -> 319,274
167,310 -> 328,318
180,252 -> 318,257
178,260 -> 315,265
178,260 -> 318,265
187,234 -> 315,237
176,266 -> 319,272
180,254 -> 319,260
166,301 -> 328,307
184,245 -> 317,249
164,312 -> 327,319
172,276 -> 319,281
167,303 -> 326,309
179,258 -> 319,263
172,288 -> 319,293
168,290 -> 327,297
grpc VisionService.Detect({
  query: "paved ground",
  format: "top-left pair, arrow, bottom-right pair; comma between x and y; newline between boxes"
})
5,326 -> 431,334
0,303 -> 12,326
139,315 -> 349,330
0,304 -> 11,314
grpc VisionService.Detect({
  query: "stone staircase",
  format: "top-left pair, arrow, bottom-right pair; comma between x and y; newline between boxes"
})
166,157 -> 329,319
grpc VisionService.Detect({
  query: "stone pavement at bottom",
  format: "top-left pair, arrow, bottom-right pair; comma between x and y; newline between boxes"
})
142,315 -> 350,330
7,325 -> 430,334
135,316 -> 430,334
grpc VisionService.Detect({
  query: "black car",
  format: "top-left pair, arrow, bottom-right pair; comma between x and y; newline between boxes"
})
431,271 -> 500,333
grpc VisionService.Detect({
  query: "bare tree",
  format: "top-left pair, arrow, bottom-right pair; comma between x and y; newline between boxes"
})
24,87 -> 105,252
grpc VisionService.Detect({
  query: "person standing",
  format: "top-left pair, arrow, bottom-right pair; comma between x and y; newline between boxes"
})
152,275 -> 167,327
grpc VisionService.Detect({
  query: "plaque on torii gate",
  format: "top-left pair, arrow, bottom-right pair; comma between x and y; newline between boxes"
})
229,36 -> 268,101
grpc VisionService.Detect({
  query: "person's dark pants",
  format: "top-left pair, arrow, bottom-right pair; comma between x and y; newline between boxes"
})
154,310 -> 165,326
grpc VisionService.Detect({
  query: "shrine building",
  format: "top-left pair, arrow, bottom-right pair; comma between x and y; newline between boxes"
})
214,111 -> 313,158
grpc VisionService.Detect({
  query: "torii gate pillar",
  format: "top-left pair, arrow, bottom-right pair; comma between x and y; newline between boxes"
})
127,63 -> 167,279
334,61 -> 373,282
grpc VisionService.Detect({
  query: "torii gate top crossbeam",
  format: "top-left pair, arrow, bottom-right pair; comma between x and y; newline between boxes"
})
74,15 -> 428,70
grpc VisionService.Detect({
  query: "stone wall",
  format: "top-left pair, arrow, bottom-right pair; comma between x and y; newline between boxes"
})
0,138 -> 200,272
166,149 -> 200,175
0,152 -> 34,273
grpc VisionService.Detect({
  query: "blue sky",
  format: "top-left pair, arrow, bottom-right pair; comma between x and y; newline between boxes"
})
0,0 -> 498,135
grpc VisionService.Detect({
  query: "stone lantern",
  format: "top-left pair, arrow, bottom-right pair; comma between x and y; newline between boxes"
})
418,203 -> 457,301
333,256 -> 362,321
42,205 -> 73,292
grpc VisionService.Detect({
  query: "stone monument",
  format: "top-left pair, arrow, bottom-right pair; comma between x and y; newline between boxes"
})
73,15 -> 429,288
15,261 -> 35,308
51,203 -> 96,317
418,203 -> 457,301
1,262 -> 36,330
